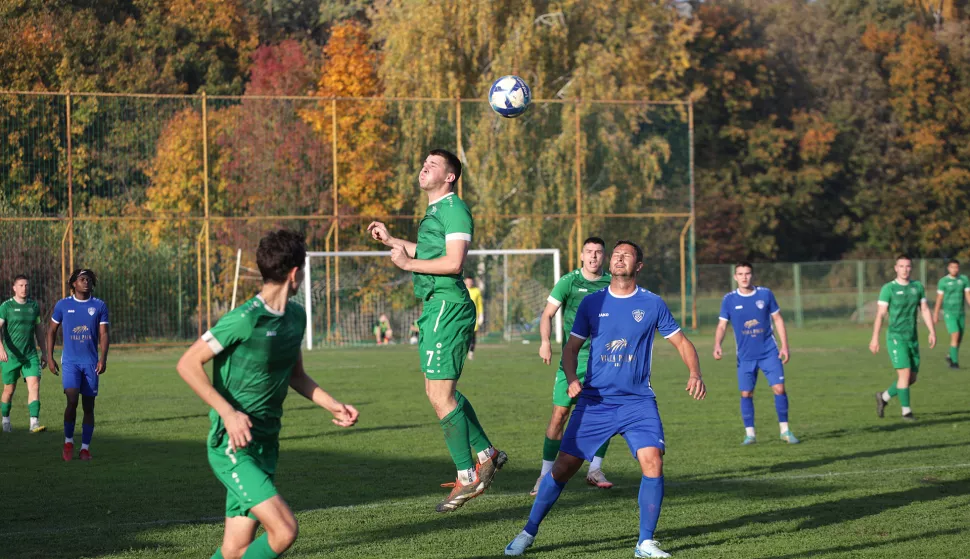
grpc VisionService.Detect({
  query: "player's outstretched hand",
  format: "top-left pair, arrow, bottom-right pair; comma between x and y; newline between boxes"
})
367,221 -> 391,245
539,341 -> 552,365
928,331 -> 937,349
778,347 -> 790,365
96,359 -> 107,375
712,345 -> 722,360
686,376 -> 706,400
331,403 -> 359,428
868,338 -> 880,355
47,357 -> 60,375
566,379 -> 582,398
223,410 -> 253,451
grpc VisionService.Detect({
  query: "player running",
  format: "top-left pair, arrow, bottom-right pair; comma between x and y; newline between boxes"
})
505,240 -> 706,558
713,262 -> 798,445
464,276 -> 484,360
46,269 -> 109,461
932,259 -> 970,369
367,148 -> 506,513
872,255 -> 936,421
0,275 -> 47,433
531,236 -> 614,496
178,229 -> 359,559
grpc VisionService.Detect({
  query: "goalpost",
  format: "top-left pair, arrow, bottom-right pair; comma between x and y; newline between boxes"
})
299,249 -> 562,349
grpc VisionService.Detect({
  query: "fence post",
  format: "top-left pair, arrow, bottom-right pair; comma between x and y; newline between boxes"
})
503,253 -> 510,342
456,97 -> 462,198
688,99 -> 697,330
856,260 -> 865,323
728,264 -> 734,291
574,101 -> 582,266
919,258 -> 927,287
793,263 -> 804,327
201,91 -> 212,329
66,92 -> 74,273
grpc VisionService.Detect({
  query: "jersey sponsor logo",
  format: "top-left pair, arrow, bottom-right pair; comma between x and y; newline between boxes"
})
896,291 -> 904,295
744,319 -> 760,329
735,305 -> 743,309
633,309 -> 644,322
756,300 -> 765,309
68,309 -> 75,313
266,331 -> 277,337
88,307 -> 96,316
601,338 -> 634,365
598,313 -> 609,317
578,288 -> 588,292
14,308 -> 20,312
72,325 -> 89,334
606,339 -> 628,353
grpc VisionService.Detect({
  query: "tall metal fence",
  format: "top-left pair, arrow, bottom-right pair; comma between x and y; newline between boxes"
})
0,92 -> 695,344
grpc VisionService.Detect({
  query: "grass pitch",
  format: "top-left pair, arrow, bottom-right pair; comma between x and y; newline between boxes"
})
2,325 -> 969,558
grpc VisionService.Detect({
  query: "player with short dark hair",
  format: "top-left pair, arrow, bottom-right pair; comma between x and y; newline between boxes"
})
178,229 -> 359,559
0,275 -> 47,433
367,148 -> 507,513
46,269 -> 109,460
531,235 -> 614,496
505,240 -> 706,558
872,255 -> 936,421
714,262 -> 799,445
932,258 -> 970,369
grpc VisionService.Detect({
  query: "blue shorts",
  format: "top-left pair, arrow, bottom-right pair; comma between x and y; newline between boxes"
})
559,397 -> 665,461
62,363 -> 99,397
737,354 -> 784,392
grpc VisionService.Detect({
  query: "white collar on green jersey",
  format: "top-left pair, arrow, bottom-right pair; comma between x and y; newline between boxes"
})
256,295 -> 285,316
428,192 -> 454,206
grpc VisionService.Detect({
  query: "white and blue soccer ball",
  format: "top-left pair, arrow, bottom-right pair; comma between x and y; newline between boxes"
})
488,75 -> 532,118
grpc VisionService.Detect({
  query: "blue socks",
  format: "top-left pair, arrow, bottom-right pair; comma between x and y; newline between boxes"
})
774,394 -> 789,423
82,423 -> 94,446
524,472 -> 566,536
639,475 -> 664,542
740,396 -> 755,428
65,421 -> 76,439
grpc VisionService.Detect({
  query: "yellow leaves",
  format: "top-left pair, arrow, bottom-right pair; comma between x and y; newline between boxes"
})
861,24 -> 897,55
13,178 -> 55,210
793,111 -> 837,163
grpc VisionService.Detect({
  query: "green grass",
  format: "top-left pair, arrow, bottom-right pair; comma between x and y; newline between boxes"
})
2,325 -> 969,558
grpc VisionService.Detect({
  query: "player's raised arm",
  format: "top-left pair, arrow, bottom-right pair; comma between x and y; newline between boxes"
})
538,301 -> 561,365
367,221 -> 418,256
394,238 -> 468,275
177,338 -> 252,450
288,353 -> 358,427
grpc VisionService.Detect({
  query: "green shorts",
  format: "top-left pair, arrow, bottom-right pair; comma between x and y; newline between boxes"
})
943,312 -> 965,336
887,335 -> 920,373
207,432 -> 279,519
417,298 -> 476,380
1,353 -> 41,385
552,351 -> 590,408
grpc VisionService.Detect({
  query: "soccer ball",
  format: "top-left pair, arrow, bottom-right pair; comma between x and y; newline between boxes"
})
488,75 -> 532,118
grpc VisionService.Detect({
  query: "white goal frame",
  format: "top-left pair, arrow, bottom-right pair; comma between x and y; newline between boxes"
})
303,249 -> 562,349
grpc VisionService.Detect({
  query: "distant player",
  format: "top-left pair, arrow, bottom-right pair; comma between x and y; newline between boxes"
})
373,314 -> 393,345
464,276 -> 484,360
505,240 -> 706,558
367,148 -> 506,513
872,255 -> 936,421
46,269 -> 109,461
713,262 -> 799,445
531,236 -> 614,496
0,275 -> 47,433
932,259 -> 970,369
178,230 -> 359,559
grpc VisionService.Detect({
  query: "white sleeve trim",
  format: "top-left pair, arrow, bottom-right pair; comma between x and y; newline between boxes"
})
445,233 -> 472,242
0,319 -> 4,327
51,318 -> 61,324
937,290 -> 945,294
663,328 -> 682,339
964,288 -> 970,292
569,332 -> 588,340
202,331 -> 224,355
877,301 -> 889,306
718,316 -> 729,322
546,295 -> 562,307
920,298 -> 927,303
99,322 -> 109,325
770,309 -> 781,315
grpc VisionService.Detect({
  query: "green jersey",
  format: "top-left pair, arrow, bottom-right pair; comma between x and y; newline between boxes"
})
936,274 -> 970,314
202,296 -> 306,443
0,298 -> 41,361
548,269 -> 612,347
878,280 -> 926,341
413,192 -> 474,303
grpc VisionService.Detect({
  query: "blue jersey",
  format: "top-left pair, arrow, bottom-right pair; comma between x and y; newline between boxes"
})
51,296 -> 109,364
570,286 -> 681,402
718,287 -> 780,361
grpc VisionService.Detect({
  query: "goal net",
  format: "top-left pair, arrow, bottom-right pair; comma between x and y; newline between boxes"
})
294,249 -> 562,349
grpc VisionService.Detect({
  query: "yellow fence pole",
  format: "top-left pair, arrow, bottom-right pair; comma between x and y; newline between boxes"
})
574,101 -> 582,263
202,92 -> 212,329
679,216 -> 694,329
60,225 -> 70,299
196,224 -> 205,337
456,97 -> 463,198
66,92 -> 74,273
332,99 -> 340,337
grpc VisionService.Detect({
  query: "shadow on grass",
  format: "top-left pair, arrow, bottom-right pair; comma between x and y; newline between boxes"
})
760,527 -> 966,559
815,409 -> 970,439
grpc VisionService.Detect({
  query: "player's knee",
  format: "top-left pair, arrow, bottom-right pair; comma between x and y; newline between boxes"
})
268,517 -> 299,551
740,390 -> 754,398
551,453 -> 583,481
2,385 -> 14,398
637,449 -> 663,477
772,384 -> 786,396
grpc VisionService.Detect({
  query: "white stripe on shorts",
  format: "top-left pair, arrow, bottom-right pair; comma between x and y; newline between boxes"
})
433,300 -> 446,333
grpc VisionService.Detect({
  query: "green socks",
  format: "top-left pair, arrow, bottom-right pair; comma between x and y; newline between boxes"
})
886,384 -> 899,399
460,391 -> 492,454
28,400 -> 39,419
951,346 -> 959,365
440,392 -> 475,471
898,387 -> 911,408
594,439 -> 610,458
210,550 -> 224,559
242,534 -> 280,559
0,402 -> 10,418
542,436 -> 561,462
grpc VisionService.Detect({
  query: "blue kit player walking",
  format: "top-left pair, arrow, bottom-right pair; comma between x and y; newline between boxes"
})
505,241 -> 706,558
45,269 -> 110,461
713,262 -> 798,445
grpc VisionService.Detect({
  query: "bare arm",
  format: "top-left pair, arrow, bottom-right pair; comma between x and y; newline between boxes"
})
177,338 -> 253,450
921,300 -> 937,349
46,321 -> 60,374
96,323 -> 110,374
771,311 -> 790,364
666,331 -> 706,400
0,322 -> 7,362
289,355 -> 359,427
713,319 -> 728,360
34,322 -> 46,367
869,304 -> 888,354
933,291 -> 943,322
366,221 -> 417,256
538,301 -> 561,365
561,334 -> 585,397
395,239 -> 468,276
964,288 -> 970,308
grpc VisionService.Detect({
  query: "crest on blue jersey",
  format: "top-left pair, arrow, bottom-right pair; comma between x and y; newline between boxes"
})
88,307 -> 96,316
633,309 -> 645,322
756,300 -> 765,310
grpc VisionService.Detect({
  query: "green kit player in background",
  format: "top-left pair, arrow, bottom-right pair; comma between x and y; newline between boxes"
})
177,230 -> 359,559
532,236 -> 613,496
0,275 -> 47,433
367,148 -> 507,513
871,255 -> 936,422
932,259 -> 970,369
